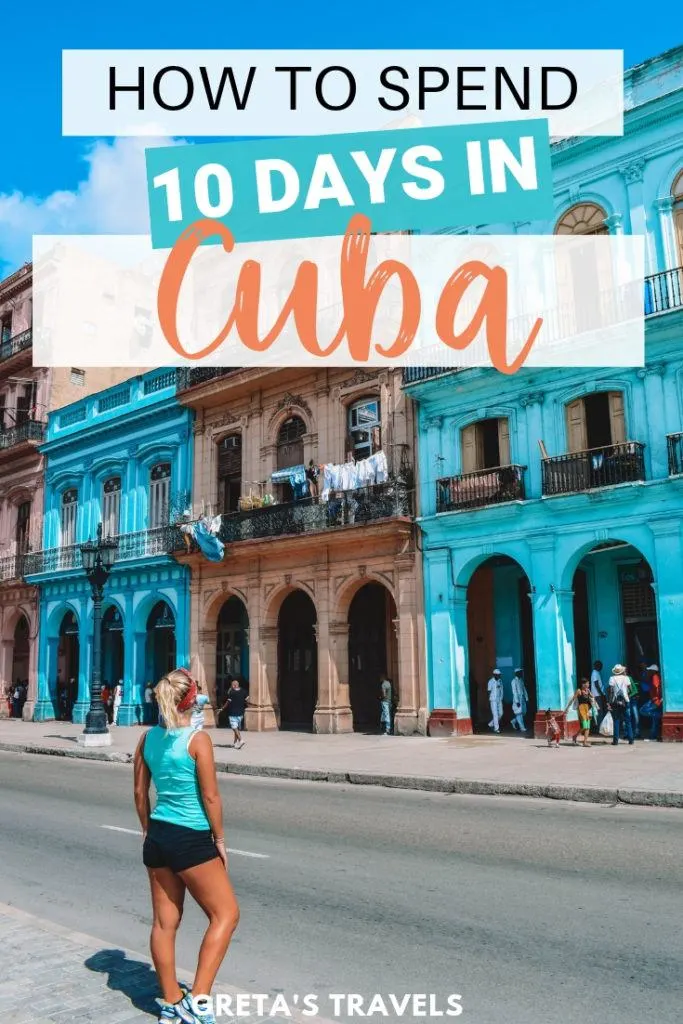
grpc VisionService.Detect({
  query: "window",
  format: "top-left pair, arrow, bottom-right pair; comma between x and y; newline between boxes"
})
70,368 -> 86,386
276,416 -> 306,470
149,463 -> 171,529
15,501 -> 31,554
348,398 -> 381,461
60,489 -> 78,547
555,203 -> 609,236
0,312 -> 12,345
461,418 -> 510,473
218,434 -> 242,514
15,382 -> 36,427
102,477 -> 122,537
565,392 -> 625,453
673,171 -> 683,268
0,393 -> 5,431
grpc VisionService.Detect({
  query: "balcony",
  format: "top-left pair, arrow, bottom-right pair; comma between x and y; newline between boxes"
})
436,465 -> 526,512
216,481 -> 413,544
402,367 -> 458,386
667,433 -> 683,476
0,328 -> 32,364
0,555 -> 23,583
542,442 -> 646,496
23,525 -> 182,576
176,367 -> 243,392
645,267 -> 683,315
0,419 -> 46,451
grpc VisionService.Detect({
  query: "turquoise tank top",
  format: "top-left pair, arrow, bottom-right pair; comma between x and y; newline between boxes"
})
144,725 -> 211,831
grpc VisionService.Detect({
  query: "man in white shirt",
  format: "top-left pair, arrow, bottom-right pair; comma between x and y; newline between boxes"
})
590,660 -> 605,728
488,670 -> 503,733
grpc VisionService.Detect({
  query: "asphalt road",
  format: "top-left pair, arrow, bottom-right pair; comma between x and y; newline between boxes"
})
0,751 -> 680,1024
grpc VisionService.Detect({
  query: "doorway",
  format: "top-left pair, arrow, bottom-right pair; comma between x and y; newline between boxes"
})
278,591 -> 317,729
348,583 -> 397,732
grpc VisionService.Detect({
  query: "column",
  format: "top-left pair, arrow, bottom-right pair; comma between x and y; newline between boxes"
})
425,551 -> 459,736
422,417 -> 443,517
527,538 -> 575,737
258,625 -> 280,729
0,616 -> 10,719
393,553 -> 420,735
654,196 -> 677,272
650,519 -> 683,741
72,628 -> 92,725
22,611 -> 39,720
638,365 -> 668,480
117,593 -> 138,726
327,620 -> 353,734
244,570 -> 277,731
35,634 -> 58,721
519,393 -> 545,498
312,567 -> 336,734
622,160 -> 654,273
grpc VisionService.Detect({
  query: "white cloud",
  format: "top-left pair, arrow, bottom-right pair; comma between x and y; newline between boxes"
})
0,136 -> 185,274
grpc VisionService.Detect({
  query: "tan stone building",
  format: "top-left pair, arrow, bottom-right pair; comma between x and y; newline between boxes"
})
177,366 -> 426,734
0,262 -> 140,718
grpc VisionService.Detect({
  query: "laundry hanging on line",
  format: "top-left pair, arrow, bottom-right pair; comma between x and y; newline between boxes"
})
271,464 -> 308,500
320,451 -> 389,501
181,515 -> 225,562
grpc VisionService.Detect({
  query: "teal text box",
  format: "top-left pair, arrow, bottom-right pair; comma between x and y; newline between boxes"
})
145,120 -> 552,248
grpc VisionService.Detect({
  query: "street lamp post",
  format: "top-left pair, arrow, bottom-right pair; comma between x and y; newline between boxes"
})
78,522 -> 118,747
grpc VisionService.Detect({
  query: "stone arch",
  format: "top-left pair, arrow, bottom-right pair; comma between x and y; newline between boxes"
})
554,201 -> 609,236
132,590 -> 178,635
204,586 -> 251,628
334,572 -> 396,621
46,600 -> 81,637
263,582 -> 316,629
454,547 -> 534,590
2,603 -> 35,644
558,532 -> 657,593
346,580 -> 399,733
268,403 -> 314,441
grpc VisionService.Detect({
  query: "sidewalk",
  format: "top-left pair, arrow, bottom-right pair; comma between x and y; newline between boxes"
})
0,901 -> 300,1024
1,719 -> 681,807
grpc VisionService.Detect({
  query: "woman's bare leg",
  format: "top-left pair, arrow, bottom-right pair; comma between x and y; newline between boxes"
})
180,858 -> 240,996
148,867 -> 186,1003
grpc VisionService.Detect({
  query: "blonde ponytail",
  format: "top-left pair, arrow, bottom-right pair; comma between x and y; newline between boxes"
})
154,668 -> 194,730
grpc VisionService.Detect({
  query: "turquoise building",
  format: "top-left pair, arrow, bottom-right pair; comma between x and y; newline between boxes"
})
405,47 -> 683,740
24,370 -> 193,725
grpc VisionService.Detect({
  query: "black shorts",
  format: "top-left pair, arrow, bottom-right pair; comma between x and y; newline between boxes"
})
143,819 -> 220,873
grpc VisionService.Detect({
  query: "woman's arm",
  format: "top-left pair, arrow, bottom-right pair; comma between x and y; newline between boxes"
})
564,690 -> 577,714
133,732 -> 151,836
191,731 -> 227,867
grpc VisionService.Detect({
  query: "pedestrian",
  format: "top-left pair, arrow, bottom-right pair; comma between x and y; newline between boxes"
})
191,684 -> 211,732
544,709 -> 561,747
607,664 -> 634,746
510,668 -> 528,733
590,660 -> 606,729
627,670 -> 641,739
641,665 -> 663,741
487,669 -> 503,733
379,672 -> 394,736
11,682 -> 22,718
101,684 -> 110,719
144,682 -> 155,725
565,678 -> 597,747
112,682 -> 123,726
220,679 -> 248,749
133,667 -> 239,1024
306,460 -> 319,499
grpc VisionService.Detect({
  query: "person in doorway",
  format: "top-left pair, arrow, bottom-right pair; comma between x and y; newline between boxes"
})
607,664 -> 634,746
144,682 -> 156,725
544,709 -> 561,748
133,667 -> 240,1024
487,670 -> 503,734
627,670 -> 641,740
565,678 -> 596,747
305,461 -> 319,499
112,682 -> 123,726
642,665 -> 663,741
11,683 -> 22,719
220,679 -> 248,749
590,661 -> 606,729
510,668 -> 528,733
379,673 -> 393,736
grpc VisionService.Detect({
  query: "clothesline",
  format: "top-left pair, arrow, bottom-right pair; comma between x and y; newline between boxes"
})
270,450 -> 389,501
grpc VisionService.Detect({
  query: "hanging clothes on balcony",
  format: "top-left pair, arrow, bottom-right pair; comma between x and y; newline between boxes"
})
193,516 -> 224,562
271,464 -> 308,499
320,451 -> 389,500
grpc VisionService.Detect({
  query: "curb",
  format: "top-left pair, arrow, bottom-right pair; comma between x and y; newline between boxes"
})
2,738 -> 681,807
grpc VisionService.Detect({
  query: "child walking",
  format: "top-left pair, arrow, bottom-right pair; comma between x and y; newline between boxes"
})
544,709 -> 561,747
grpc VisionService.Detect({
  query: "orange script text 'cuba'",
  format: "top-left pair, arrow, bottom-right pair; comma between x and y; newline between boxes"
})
157,214 -> 543,373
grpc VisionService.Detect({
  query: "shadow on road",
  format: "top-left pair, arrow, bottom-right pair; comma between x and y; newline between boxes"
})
44,734 -> 80,744
85,948 -> 159,1016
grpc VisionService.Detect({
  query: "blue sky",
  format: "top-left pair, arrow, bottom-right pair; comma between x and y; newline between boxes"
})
0,0 -> 674,274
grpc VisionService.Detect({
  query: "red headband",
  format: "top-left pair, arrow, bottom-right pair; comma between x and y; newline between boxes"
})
176,668 -> 198,712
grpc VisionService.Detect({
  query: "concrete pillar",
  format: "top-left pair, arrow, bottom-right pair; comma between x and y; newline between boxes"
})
258,625 -> 280,729
622,160 -> 654,273
527,537 -> 575,737
655,196 -> 677,272
325,620 -> 353,734
22,611 -> 39,720
650,519 -> 683,741
244,571 -> 277,731
72,628 -> 92,725
519,394 -> 545,497
393,553 -> 420,735
425,551 -> 472,736
118,593 -> 139,726
638,365 -> 668,479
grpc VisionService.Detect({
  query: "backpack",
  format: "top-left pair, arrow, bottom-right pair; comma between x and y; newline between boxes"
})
610,683 -> 627,709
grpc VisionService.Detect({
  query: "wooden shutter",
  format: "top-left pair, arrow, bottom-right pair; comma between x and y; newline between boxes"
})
675,210 -> 683,267
565,399 -> 588,453
497,418 -> 510,466
608,391 -> 626,444
461,423 -> 482,473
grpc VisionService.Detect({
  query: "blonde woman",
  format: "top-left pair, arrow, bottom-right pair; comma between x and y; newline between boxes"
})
134,667 -> 240,1024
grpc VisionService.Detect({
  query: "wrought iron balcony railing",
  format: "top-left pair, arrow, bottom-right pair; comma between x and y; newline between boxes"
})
0,554 -> 24,583
176,367 -> 243,392
436,465 -> 526,512
402,367 -> 458,386
0,328 -> 32,363
0,419 -> 46,451
23,525 -> 182,575
667,432 -> 683,476
542,442 -> 646,496
216,481 -> 412,544
645,267 -> 683,315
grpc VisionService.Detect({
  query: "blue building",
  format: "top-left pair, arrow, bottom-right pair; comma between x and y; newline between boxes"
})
405,47 -> 683,741
24,370 -> 193,725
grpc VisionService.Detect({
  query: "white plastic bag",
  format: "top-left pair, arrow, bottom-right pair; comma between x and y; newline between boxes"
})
599,711 -> 614,737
